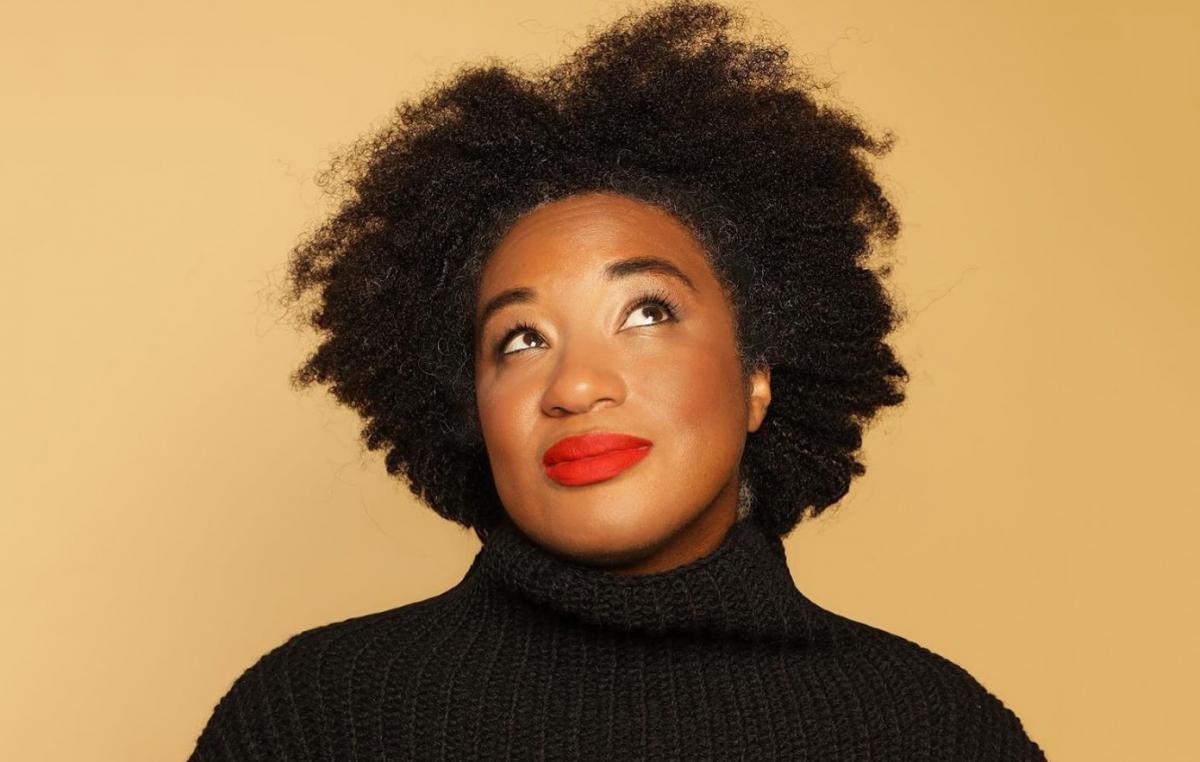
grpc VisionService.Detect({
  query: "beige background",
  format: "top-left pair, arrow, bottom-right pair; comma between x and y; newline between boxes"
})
3,0 -> 1196,759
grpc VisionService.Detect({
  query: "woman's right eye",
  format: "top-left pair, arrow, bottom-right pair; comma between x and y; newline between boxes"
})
498,322 -> 546,357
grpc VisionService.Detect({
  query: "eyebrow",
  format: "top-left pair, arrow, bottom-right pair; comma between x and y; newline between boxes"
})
475,255 -> 697,338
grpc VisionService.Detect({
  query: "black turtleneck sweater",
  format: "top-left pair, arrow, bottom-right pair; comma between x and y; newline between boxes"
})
187,514 -> 1047,760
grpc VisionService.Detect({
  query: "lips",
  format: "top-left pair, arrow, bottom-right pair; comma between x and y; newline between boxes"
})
542,432 -> 653,487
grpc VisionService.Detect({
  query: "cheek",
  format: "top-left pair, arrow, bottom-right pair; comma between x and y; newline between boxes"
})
640,335 -> 746,450
476,375 -> 538,469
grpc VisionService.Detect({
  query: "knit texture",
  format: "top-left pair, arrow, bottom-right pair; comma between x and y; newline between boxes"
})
188,514 -> 1048,760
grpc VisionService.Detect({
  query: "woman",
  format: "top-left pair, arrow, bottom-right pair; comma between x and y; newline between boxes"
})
189,1 -> 1047,759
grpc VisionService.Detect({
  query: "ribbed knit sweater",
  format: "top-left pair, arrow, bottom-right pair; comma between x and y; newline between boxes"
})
188,513 -> 1047,760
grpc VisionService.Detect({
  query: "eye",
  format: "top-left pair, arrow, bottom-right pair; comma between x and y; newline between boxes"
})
497,320 -> 545,358
493,287 -> 682,360
620,288 -> 681,330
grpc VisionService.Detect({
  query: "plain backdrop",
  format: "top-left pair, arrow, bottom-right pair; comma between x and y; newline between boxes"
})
3,1 -> 1197,759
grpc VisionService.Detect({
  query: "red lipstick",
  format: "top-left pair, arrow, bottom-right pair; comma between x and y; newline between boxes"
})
542,432 -> 653,487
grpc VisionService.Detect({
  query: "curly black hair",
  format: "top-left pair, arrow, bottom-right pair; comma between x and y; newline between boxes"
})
281,0 -> 909,542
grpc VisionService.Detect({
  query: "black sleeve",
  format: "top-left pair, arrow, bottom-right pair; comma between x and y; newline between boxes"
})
949,673 -> 1049,761
186,643 -> 296,762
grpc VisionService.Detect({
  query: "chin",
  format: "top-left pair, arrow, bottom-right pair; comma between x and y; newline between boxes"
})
524,496 -> 685,564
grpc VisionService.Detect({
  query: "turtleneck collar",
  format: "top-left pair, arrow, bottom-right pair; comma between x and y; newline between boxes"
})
467,513 -> 827,643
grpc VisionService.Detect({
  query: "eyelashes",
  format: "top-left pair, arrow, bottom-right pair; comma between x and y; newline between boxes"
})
493,286 -> 682,361
495,319 -> 542,359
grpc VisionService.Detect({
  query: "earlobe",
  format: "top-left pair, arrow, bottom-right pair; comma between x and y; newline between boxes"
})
747,364 -> 772,433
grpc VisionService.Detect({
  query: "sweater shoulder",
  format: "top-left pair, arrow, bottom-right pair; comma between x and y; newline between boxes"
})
816,610 -> 1050,761
186,582 -> 466,762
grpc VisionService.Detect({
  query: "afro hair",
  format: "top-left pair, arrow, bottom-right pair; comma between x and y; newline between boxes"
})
282,0 -> 909,541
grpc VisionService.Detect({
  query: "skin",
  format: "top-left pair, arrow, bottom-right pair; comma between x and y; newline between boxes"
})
473,191 -> 771,575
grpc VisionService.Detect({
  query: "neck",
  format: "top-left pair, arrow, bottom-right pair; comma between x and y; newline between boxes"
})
468,505 -> 823,642
607,487 -> 739,576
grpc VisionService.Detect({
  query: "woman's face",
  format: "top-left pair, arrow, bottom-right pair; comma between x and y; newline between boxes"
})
473,192 -> 771,574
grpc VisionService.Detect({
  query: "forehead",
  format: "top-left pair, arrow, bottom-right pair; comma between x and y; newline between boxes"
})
480,193 -> 710,289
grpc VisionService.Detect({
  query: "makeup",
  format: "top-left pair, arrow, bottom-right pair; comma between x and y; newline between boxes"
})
542,432 -> 653,487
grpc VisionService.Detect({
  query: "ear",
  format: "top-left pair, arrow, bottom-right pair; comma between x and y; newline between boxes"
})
746,363 -> 772,433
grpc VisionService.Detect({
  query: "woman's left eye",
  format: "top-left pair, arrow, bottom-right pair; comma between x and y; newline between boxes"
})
620,291 -> 680,330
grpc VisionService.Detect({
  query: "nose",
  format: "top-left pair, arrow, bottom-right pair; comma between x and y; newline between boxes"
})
540,336 -> 626,417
